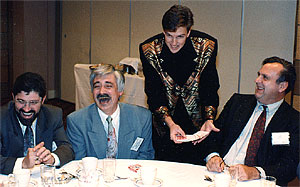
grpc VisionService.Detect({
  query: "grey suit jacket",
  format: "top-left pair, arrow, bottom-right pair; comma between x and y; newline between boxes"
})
0,102 -> 74,174
206,93 -> 299,186
66,103 -> 154,160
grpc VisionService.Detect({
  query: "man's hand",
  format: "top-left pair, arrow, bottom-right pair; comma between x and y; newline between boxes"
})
206,155 -> 224,172
22,148 -> 38,169
193,120 -> 220,144
229,164 -> 260,181
164,116 -> 186,144
35,142 -> 55,165
169,124 -> 186,144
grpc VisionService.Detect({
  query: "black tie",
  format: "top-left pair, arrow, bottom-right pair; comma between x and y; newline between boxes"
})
24,126 -> 34,156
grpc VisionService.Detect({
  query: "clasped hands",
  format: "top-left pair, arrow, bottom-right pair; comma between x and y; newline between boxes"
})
206,156 -> 261,181
22,142 -> 55,169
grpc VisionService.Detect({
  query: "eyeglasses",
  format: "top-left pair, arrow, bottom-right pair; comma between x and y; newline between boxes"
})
15,99 -> 41,107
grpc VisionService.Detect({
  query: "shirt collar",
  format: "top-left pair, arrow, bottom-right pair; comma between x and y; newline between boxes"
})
97,104 -> 120,124
256,99 -> 284,114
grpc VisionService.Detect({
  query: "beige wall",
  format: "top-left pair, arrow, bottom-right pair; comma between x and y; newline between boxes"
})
61,1 -> 297,113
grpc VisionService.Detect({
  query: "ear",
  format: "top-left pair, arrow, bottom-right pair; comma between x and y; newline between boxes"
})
279,81 -> 288,93
41,95 -> 46,104
187,29 -> 191,37
119,91 -> 124,97
12,93 -> 15,100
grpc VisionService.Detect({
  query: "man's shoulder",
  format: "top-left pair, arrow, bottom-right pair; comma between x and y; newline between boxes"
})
140,33 -> 164,47
119,103 -> 151,115
68,103 -> 96,119
189,30 -> 217,42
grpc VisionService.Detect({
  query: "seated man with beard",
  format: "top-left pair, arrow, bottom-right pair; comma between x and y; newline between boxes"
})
66,64 -> 154,160
0,72 -> 74,174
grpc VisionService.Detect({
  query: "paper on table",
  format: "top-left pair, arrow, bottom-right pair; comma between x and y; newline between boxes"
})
176,131 -> 209,142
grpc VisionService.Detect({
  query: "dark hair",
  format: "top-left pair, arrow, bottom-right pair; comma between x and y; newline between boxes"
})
262,56 -> 296,94
12,72 -> 46,98
162,5 -> 194,32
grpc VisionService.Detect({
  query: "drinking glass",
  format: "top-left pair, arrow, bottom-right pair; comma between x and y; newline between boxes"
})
102,158 -> 116,183
261,176 -> 276,187
40,164 -> 55,187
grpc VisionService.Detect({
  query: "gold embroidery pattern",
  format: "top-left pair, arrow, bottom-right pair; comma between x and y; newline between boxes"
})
142,36 -> 216,129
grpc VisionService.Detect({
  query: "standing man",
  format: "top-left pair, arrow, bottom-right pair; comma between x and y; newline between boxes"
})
1,72 -> 74,174
139,5 -> 219,164
205,57 -> 299,186
66,64 -> 154,160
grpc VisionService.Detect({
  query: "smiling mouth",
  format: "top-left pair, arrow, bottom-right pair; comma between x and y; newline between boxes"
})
98,97 -> 111,104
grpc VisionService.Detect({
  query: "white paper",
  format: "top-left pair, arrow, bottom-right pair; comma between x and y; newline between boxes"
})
176,131 -> 209,142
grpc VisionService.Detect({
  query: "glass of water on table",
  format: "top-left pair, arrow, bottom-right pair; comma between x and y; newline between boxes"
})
40,164 -> 55,187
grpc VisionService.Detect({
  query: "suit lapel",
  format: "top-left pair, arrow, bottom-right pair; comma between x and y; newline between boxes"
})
118,103 -> 135,158
233,96 -> 257,138
87,104 -> 108,158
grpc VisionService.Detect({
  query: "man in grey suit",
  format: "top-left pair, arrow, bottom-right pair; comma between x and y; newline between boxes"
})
1,72 -> 74,174
67,64 -> 154,160
205,57 -> 299,186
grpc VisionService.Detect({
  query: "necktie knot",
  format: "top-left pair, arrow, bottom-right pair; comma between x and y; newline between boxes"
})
106,116 -> 112,124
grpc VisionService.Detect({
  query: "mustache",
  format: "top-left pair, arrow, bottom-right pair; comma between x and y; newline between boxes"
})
19,108 -> 36,114
97,94 -> 111,101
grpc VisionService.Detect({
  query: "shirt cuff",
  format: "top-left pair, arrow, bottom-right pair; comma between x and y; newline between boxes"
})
51,153 -> 60,167
205,152 -> 220,163
13,157 -> 25,172
255,167 -> 266,178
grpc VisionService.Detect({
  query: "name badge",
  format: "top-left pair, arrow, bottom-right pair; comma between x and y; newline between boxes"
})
271,132 -> 290,145
130,137 -> 144,151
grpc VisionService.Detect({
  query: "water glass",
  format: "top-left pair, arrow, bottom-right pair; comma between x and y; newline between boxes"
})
40,164 -> 55,187
261,176 -> 276,187
140,166 -> 157,185
102,158 -> 116,183
12,169 -> 31,187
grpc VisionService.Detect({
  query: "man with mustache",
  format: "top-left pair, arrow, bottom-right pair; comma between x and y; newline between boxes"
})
205,57 -> 299,186
66,64 -> 154,160
0,72 -> 74,174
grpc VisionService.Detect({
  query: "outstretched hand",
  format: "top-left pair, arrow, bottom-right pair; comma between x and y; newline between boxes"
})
193,120 -> 220,145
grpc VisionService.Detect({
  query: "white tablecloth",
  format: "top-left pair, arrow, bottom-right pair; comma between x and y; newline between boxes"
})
0,159 -> 279,187
74,64 -> 148,110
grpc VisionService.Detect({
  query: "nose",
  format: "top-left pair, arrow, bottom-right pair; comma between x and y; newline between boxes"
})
22,103 -> 31,111
255,75 -> 262,83
99,86 -> 106,94
171,38 -> 177,45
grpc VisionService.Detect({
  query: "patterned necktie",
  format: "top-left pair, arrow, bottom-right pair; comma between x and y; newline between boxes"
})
244,105 -> 267,166
106,116 -> 117,158
24,126 -> 34,156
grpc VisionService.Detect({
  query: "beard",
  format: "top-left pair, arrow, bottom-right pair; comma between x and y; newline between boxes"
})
15,108 -> 38,127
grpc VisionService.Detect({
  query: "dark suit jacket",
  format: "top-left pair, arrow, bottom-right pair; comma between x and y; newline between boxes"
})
66,103 -> 155,160
0,102 -> 74,174
207,93 -> 299,186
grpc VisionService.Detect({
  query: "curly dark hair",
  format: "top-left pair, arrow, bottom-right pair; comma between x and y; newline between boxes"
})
12,72 -> 46,98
